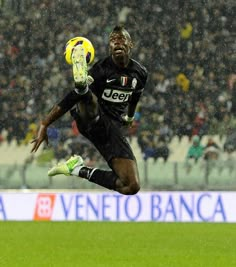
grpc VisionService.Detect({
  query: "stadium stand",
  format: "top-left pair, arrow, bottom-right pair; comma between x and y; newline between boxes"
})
0,0 -> 235,189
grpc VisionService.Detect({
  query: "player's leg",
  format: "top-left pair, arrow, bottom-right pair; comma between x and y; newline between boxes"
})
72,44 -> 99,121
47,116 -> 141,195
78,116 -> 141,194
76,157 -> 140,195
47,156 -> 140,195
111,158 -> 140,194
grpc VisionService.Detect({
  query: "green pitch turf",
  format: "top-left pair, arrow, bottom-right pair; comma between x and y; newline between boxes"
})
0,222 -> 235,267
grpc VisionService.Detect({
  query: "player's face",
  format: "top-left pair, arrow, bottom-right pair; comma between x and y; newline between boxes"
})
109,31 -> 133,63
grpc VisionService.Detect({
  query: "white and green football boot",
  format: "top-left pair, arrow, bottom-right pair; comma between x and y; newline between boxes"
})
47,155 -> 84,177
72,45 -> 88,88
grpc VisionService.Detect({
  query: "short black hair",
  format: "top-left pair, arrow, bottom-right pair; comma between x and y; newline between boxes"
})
112,25 -> 125,32
110,25 -> 132,41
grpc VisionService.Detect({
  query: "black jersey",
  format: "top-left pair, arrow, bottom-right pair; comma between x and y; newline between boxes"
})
58,56 -> 148,122
88,56 -> 148,120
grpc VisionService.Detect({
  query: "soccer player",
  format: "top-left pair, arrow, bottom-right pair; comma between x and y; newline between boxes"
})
31,26 -> 148,195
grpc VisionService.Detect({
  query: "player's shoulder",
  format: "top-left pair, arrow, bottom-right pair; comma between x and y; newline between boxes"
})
130,58 -> 148,75
130,58 -> 148,79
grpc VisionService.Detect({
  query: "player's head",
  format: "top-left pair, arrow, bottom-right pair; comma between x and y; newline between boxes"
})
109,25 -> 133,66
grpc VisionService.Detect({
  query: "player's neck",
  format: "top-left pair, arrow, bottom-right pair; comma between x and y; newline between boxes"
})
112,55 -> 129,68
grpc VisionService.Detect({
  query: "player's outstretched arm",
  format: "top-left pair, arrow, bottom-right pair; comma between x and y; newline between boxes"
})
31,105 -> 66,153
31,123 -> 48,153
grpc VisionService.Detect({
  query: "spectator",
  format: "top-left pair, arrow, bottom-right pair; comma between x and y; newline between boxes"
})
203,137 -> 221,161
186,135 -> 204,162
185,135 -> 204,173
224,128 -> 236,153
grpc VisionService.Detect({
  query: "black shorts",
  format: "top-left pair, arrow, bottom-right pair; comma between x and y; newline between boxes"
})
71,110 -> 136,168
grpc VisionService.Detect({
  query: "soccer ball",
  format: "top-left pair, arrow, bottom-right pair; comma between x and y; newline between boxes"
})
64,36 -> 95,65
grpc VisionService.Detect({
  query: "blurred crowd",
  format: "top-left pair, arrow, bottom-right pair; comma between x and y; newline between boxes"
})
0,0 -> 235,164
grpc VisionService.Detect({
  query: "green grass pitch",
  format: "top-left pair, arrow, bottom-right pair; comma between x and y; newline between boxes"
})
0,222 -> 235,267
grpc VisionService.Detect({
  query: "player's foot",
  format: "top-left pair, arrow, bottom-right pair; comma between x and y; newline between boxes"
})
47,155 -> 84,176
72,45 -> 88,88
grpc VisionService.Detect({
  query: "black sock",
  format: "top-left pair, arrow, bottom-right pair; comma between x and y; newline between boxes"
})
79,167 -> 117,190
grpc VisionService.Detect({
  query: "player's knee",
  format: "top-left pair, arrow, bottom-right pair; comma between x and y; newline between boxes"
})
127,181 -> 140,195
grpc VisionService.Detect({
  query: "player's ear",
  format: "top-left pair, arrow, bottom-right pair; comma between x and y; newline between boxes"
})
129,40 -> 134,49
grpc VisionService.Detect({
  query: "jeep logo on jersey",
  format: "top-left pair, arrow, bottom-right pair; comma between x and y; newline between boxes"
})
102,89 -> 132,102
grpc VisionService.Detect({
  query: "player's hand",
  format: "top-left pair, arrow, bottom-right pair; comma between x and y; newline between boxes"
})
31,124 -> 48,153
121,114 -> 135,127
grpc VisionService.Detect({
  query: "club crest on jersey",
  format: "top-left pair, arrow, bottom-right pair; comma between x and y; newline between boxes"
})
121,76 -> 128,86
132,78 -> 137,89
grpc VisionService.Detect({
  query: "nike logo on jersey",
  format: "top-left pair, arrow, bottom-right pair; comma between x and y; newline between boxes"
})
102,89 -> 132,102
106,78 -> 116,83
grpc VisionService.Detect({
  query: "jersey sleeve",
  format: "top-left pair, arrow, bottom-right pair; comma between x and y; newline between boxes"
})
130,67 -> 148,104
138,66 -> 148,92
